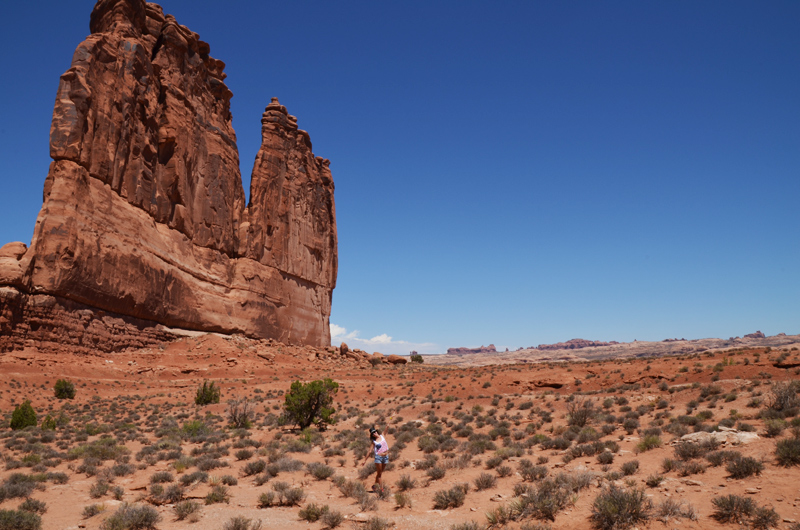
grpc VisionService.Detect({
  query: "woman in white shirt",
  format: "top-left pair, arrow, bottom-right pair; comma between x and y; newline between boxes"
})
364,426 -> 389,490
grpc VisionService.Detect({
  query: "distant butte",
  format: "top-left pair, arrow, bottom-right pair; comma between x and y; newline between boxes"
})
446,344 -> 498,356
0,0 -> 337,353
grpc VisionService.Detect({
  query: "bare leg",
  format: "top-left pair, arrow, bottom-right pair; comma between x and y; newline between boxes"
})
375,463 -> 385,486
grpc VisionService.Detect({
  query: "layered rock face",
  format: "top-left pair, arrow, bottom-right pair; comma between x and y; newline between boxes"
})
0,0 -> 337,352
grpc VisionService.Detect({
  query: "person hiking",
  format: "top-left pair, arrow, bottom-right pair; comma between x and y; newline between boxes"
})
363,426 -> 389,490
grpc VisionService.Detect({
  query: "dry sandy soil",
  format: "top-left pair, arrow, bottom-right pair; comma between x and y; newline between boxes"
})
1,334 -> 799,530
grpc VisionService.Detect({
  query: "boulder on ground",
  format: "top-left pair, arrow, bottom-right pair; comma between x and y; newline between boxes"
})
387,355 -> 407,365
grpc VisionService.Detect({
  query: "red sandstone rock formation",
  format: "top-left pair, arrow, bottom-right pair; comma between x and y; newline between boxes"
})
0,0 -> 336,353
446,344 -> 498,356
534,338 -> 619,351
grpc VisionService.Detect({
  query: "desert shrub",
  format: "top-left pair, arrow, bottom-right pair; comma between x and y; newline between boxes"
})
281,379 -> 339,429
394,492 -> 412,508
54,379 -> 76,400
257,492 -> 274,508
486,505 -> 512,526
655,498 -> 697,522
195,381 -> 221,405
100,503 -> 161,530
567,396 -> 594,427
705,450 -> 740,467
364,517 -> 391,530
677,460 -> 706,476
410,353 -> 424,363
89,480 -> 110,499
320,509 -> 344,528
68,438 -> 129,461
179,471 -> 208,486
510,474 -> 586,521
763,381 -> 800,418
298,503 -> 329,522
474,472 -> 497,491
427,466 -> 446,480
636,435 -> 662,453
149,471 -> 173,484
775,438 -> 800,466
673,441 -> 707,460
272,482 -> 305,507
10,402 -> 36,431
764,418 -> 786,438
597,451 -> 614,465
726,455 -> 763,479
395,474 -> 416,491
205,485 -> 230,505
234,449 -> 253,461
222,516 -> 262,530
622,418 -> 639,434
712,495 -> 756,524
17,499 -> 46,515
417,435 -> 440,453
750,506 -> 780,530
590,485 -> 651,530
519,460 -> 547,482
307,462 -> 335,481
243,459 -> 266,476
620,460 -> 639,476
496,465 -> 512,477
0,509 -> 41,530
220,475 -> 237,486
357,490 -> 378,511
173,500 -> 200,521
485,455 -> 503,469
645,474 -> 664,487
82,504 -> 106,518
433,485 -> 467,509
227,398 -> 253,429
0,474 -> 37,499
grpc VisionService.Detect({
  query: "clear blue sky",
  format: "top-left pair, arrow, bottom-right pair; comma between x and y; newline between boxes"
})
1,1 -> 798,355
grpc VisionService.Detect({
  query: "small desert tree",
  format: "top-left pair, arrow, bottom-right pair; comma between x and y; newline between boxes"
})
10,400 -> 37,430
54,379 -> 76,399
195,381 -> 221,405
409,352 -> 424,364
282,379 -> 339,429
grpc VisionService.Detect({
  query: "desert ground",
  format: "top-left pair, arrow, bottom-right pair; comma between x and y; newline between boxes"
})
1,335 -> 799,530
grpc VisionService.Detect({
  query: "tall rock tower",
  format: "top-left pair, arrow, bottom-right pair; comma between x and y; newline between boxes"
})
0,0 -> 337,352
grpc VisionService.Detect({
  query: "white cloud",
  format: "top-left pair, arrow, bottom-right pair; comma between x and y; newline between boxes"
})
330,323 -> 347,338
330,324 -> 439,356
369,333 -> 393,344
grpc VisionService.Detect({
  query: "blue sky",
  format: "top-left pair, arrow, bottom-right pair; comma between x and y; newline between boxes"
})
1,1 -> 798,355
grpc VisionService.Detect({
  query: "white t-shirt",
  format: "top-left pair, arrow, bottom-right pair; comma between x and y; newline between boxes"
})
373,435 -> 389,455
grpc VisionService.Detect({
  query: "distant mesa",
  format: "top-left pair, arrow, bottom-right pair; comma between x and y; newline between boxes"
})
447,344 -> 498,356
0,0 -> 337,353
743,331 -> 766,339
534,338 -> 619,351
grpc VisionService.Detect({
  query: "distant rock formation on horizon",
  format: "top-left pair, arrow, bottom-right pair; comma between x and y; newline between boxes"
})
743,331 -> 766,339
0,0 -> 337,353
447,344 -> 498,356
534,338 -> 620,351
